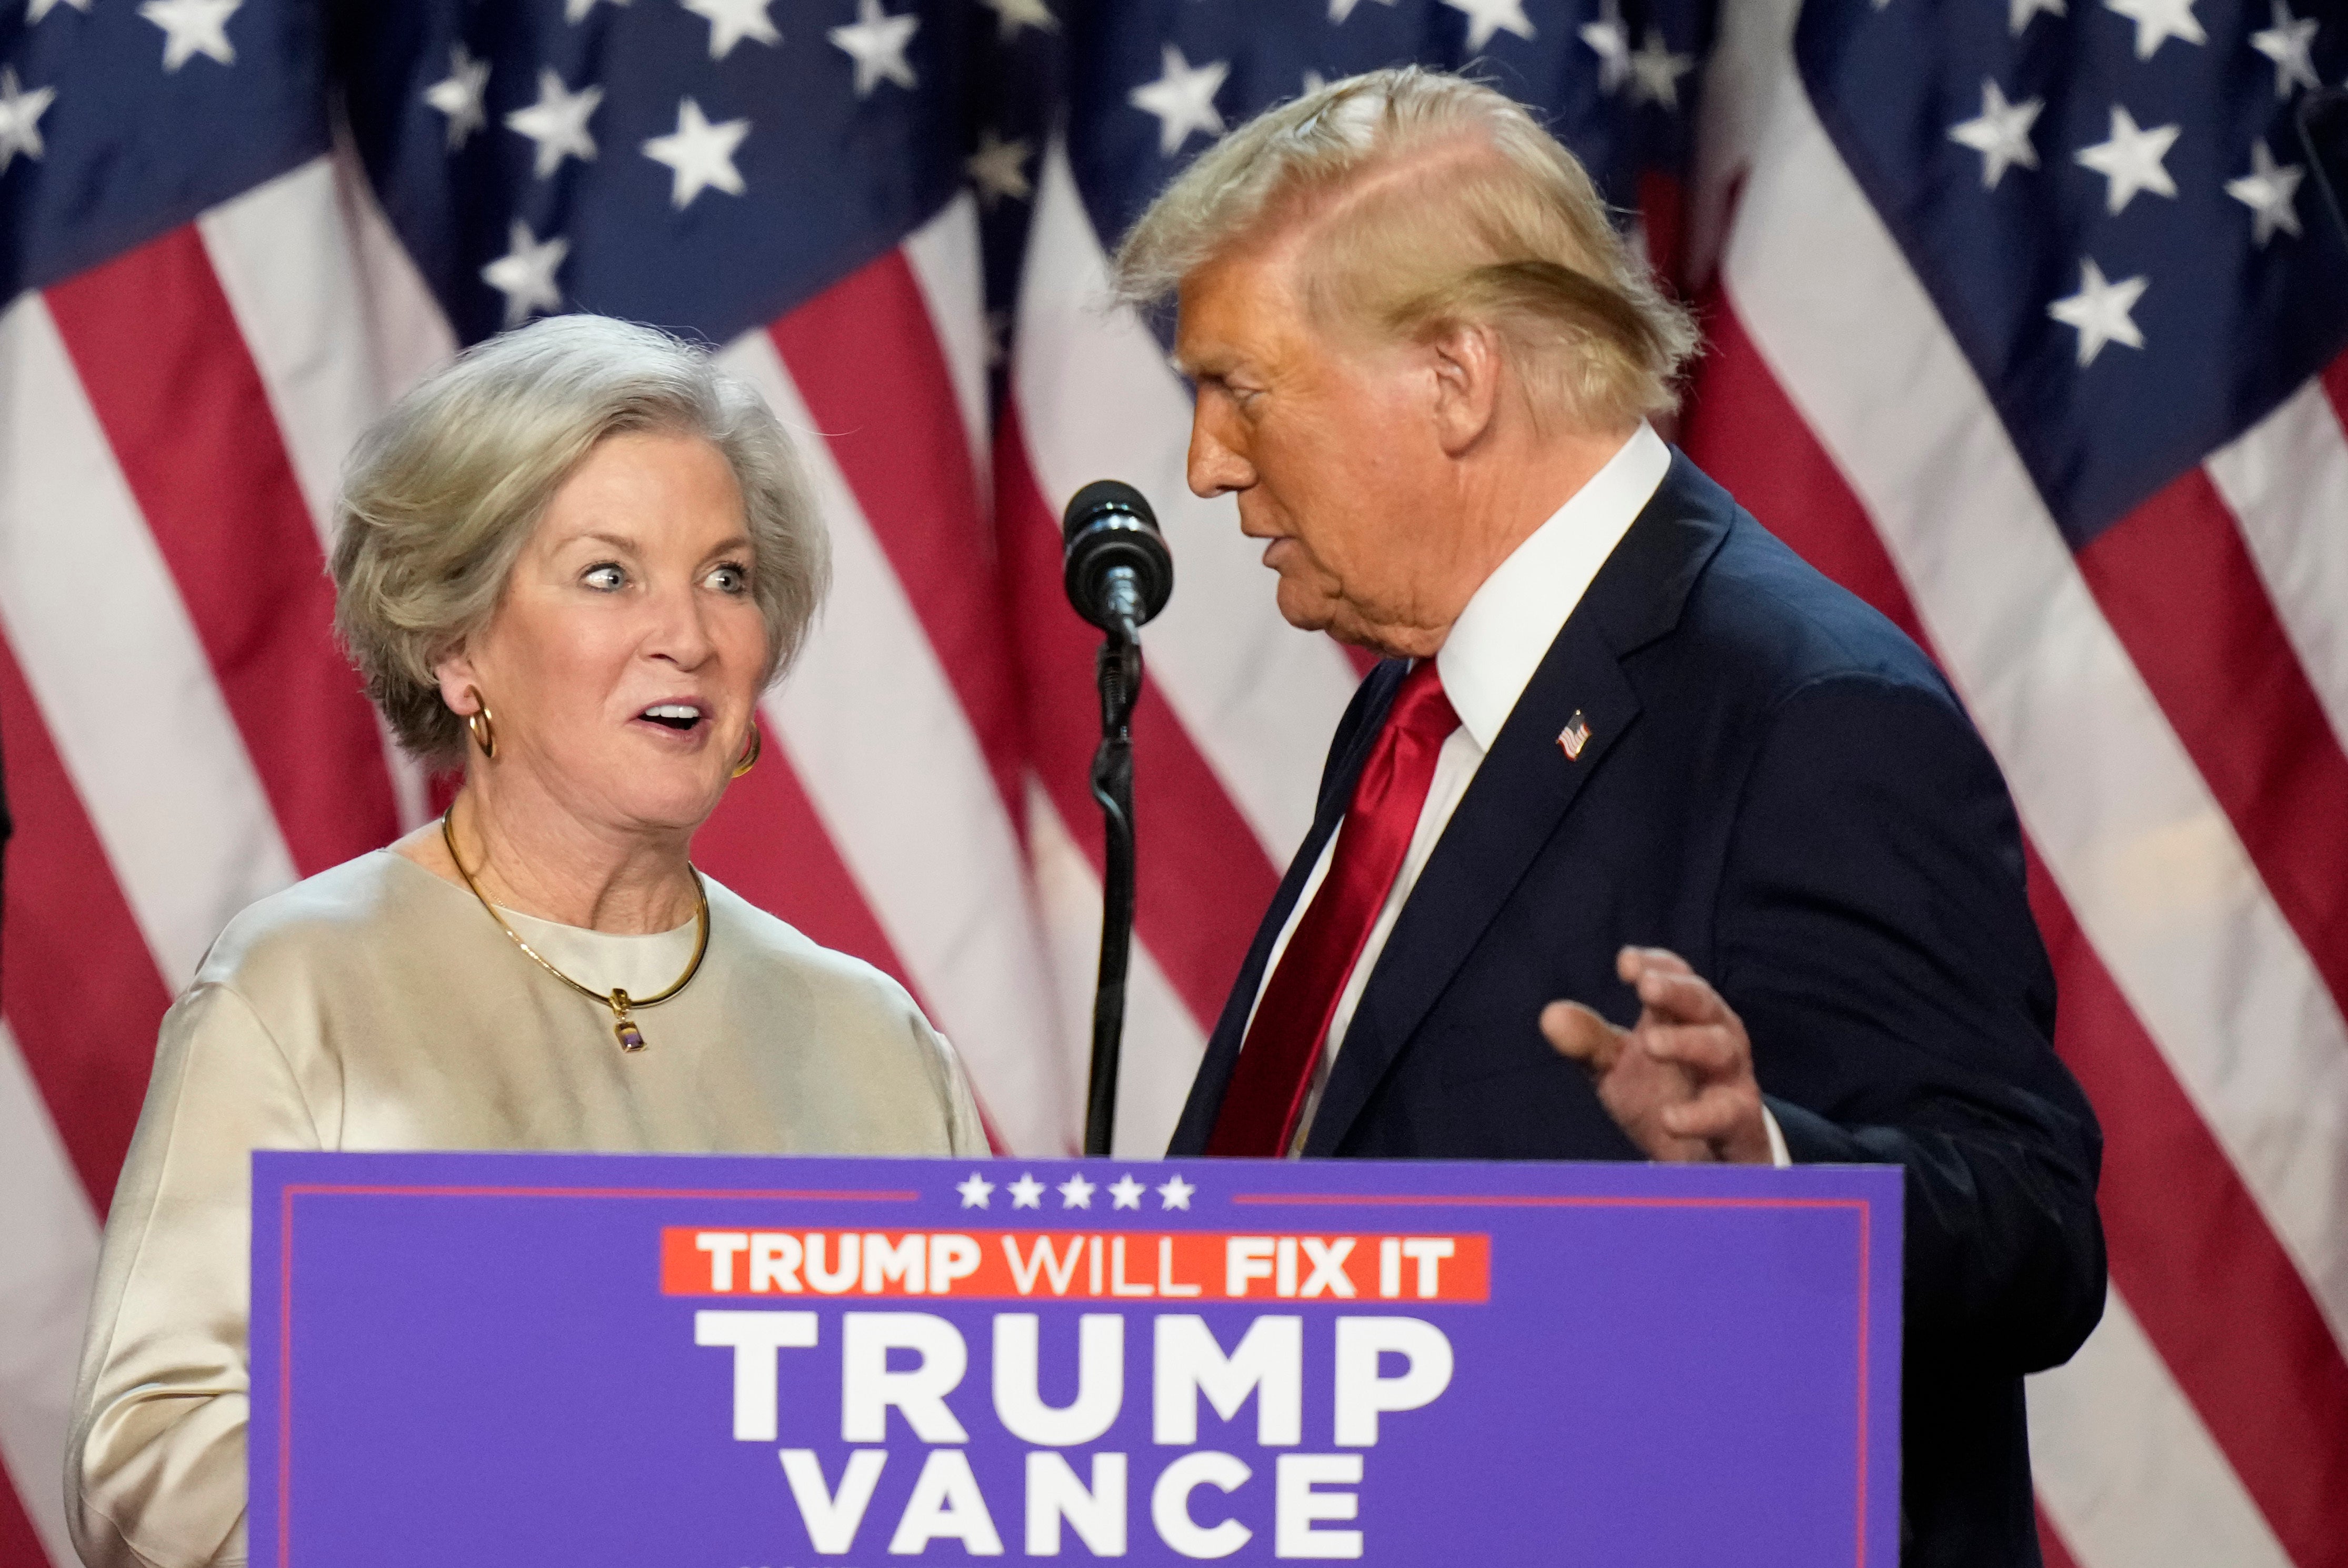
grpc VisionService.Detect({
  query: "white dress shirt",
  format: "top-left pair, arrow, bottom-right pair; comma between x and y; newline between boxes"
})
1245,423 -> 1788,1164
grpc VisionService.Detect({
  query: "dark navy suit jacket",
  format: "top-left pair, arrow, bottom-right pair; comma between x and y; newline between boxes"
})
1168,451 -> 2106,1568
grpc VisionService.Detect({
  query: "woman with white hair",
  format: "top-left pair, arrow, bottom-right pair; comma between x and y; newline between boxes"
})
66,314 -> 986,1568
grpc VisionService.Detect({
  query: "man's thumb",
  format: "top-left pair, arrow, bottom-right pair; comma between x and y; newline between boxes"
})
1541,1001 -> 1621,1073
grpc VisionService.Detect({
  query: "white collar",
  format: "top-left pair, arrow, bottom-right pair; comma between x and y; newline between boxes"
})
1434,422 -> 1672,750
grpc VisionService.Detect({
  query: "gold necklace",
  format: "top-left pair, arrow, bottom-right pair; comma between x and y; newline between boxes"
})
440,808 -> 710,1053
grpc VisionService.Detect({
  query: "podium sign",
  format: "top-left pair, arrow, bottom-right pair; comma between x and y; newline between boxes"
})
251,1152 -> 1900,1566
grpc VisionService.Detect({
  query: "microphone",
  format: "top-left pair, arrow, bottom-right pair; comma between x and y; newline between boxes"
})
1062,480 -> 1174,641
1058,480 -> 1171,1156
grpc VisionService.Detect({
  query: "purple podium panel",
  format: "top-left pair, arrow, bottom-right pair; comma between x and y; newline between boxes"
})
250,1152 -> 1900,1567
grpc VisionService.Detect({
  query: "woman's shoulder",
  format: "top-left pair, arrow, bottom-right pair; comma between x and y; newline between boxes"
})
701,877 -> 924,1019
196,850 -> 448,986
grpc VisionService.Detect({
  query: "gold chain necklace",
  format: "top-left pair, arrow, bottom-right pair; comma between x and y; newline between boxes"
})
440,807 -> 711,1053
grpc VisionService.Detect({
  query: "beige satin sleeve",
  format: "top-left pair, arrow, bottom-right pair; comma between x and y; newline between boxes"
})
920,1014 -> 991,1160
68,982 -> 323,1568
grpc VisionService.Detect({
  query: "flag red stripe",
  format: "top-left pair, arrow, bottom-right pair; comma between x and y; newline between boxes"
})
2076,469 -> 2348,1013
2029,844 -> 2348,1568
691,716 -> 918,997
0,1466 -> 54,1568
0,630 -> 174,1213
2035,1503 -> 2082,1568
767,254 -> 1025,823
41,227 -> 398,878
999,405 -> 1280,1030
1689,302 -> 2348,1564
1679,296 -> 1928,646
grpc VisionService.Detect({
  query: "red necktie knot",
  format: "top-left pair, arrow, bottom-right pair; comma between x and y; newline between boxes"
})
1387,660 -> 1460,744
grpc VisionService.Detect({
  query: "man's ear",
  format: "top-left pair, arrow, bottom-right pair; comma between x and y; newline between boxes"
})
1426,319 -> 1504,458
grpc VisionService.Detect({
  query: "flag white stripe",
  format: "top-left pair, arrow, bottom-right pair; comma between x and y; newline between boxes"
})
717,328 -> 1075,1153
0,1020 -> 102,1568
2029,1288 -> 2293,1568
1720,81 -> 2348,1354
0,293 -> 297,987
1016,140 -> 1357,865
901,193 -> 994,492
2204,377 -> 2348,756
1025,781 -> 1207,1158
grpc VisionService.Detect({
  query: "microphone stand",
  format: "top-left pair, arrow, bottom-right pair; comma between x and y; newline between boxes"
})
1084,607 -> 1143,1157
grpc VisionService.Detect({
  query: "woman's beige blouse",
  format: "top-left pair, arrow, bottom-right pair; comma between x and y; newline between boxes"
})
66,850 -> 986,1568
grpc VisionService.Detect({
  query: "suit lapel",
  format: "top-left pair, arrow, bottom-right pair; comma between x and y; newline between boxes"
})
1302,453 -> 1734,1155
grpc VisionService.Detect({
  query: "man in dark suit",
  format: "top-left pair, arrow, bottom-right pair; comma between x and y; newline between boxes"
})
1114,67 -> 2104,1567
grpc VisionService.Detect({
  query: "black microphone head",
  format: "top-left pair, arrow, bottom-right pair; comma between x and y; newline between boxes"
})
1062,479 -> 1174,631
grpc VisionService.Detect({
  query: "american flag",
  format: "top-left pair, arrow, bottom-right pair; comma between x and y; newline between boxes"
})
0,3 -> 2342,1567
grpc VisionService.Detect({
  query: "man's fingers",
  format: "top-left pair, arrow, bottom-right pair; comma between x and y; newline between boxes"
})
1634,965 -> 1731,1025
1660,1082 -> 1756,1143
1617,945 -> 1695,986
1541,1001 -> 1623,1073
1639,1022 -> 1743,1079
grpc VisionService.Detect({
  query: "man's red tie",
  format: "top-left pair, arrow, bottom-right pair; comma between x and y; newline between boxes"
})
1206,661 -> 1461,1156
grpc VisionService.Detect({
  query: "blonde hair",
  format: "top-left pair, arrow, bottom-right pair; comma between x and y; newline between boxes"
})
1113,66 -> 1697,431
331,315 -> 828,764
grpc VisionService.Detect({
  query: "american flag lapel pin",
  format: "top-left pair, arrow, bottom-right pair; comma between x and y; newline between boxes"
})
1557,710 -> 1592,761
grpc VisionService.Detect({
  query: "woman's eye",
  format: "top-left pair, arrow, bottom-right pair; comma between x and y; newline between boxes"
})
584,564 -> 626,591
707,563 -> 750,594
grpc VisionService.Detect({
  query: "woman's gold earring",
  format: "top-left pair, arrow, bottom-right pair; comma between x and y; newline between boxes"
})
732,724 -> 761,779
466,694 -> 498,762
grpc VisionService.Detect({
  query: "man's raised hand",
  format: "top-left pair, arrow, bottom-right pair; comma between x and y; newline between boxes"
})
1540,947 -> 1772,1165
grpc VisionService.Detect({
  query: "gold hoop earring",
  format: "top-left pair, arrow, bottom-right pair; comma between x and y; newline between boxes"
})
466,694 -> 497,762
732,724 -> 761,778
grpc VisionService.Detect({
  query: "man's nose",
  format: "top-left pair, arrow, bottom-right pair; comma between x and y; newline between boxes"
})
1186,403 -> 1254,499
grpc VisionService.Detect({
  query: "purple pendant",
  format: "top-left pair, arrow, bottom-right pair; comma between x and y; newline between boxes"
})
615,1018 -> 646,1052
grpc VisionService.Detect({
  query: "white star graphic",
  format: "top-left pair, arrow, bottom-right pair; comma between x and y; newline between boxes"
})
481,220 -> 567,328
2074,105 -> 2179,215
1328,0 -> 1397,22
1948,79 -> 2042,189
2227,138 -> 2305,246
0,69 -> 58,175
139,0 -> 239,71
423,44 -> 491,152
1443,0 -> 1535,52
506,69 -> 602,179
956,1171 -> 996,1209
1108,1175 -> 1147,1211
2250,0 -> 2321,99
1156,1174 -> 1196,1211
1579,0 -> 1631,94
683,0 -> 780,59
1057,1173 -> 1097,1209
1130,45 -> 1227,157
1630,28 -> 1695,108
564,0 -> 628,22
2102,0 -> 2205,60
1008,1172 -> 1045,1209
643,97 -> 750,209
981,0 -> 1057,37
2010,0 -> 2065,33
2047,257 -> 2147,367
28,0 -> 93,24
830,0 -> 920,98
966,127 -> 1032,209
